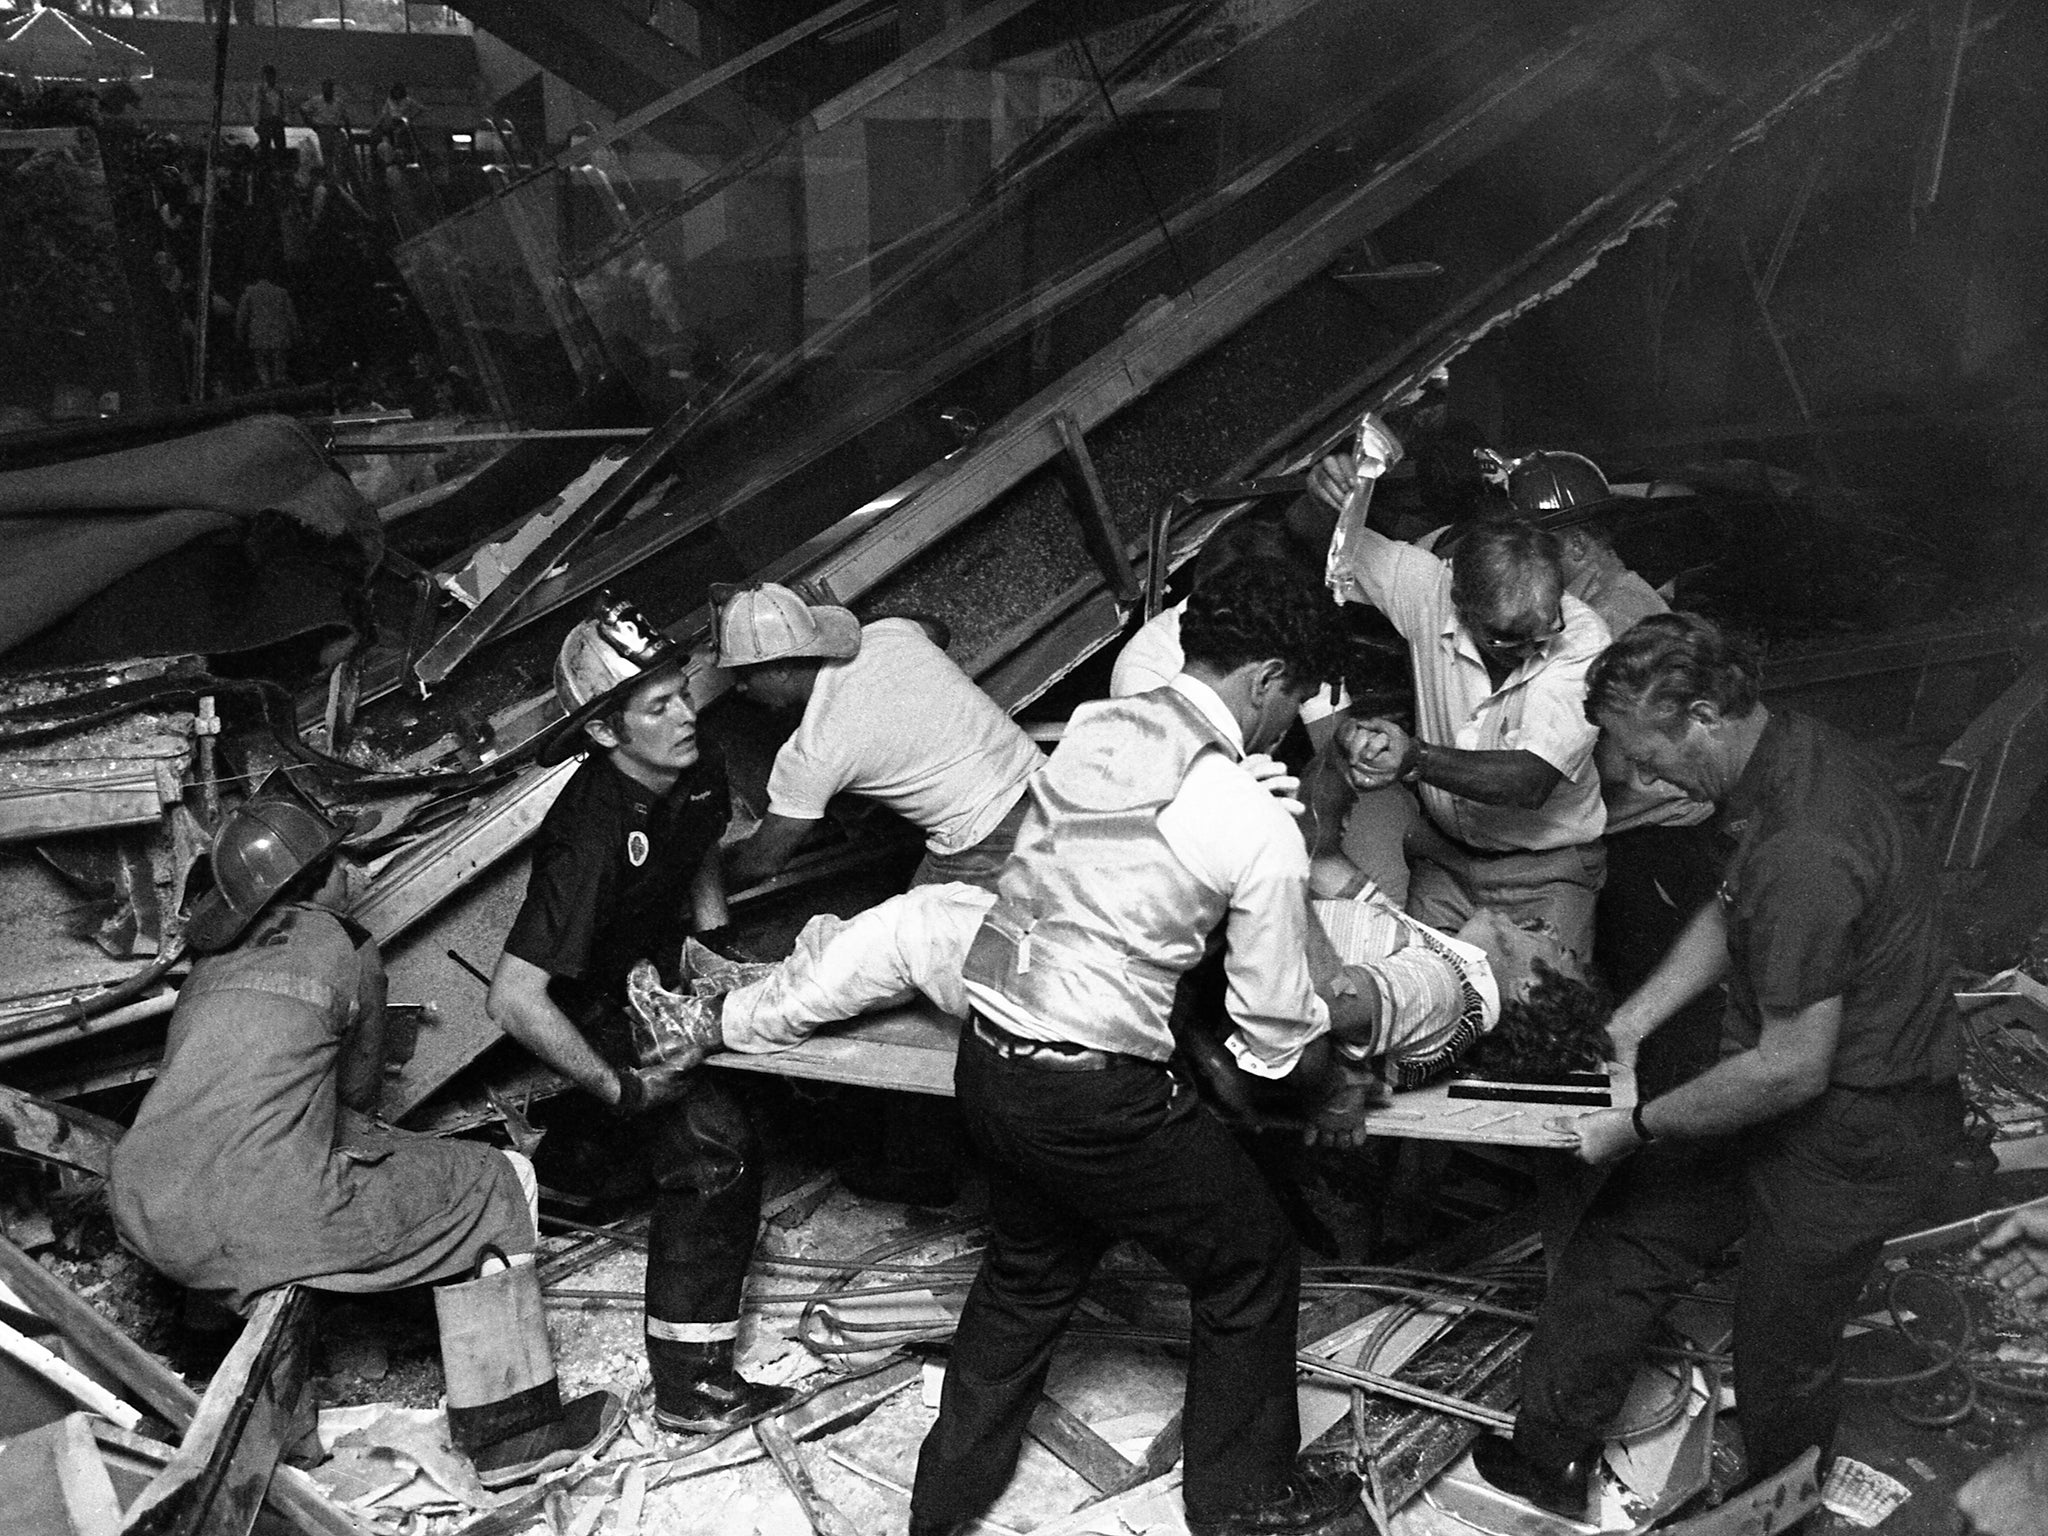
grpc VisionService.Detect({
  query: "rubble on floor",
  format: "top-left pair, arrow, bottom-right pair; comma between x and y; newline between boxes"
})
0,1122 -> 2043,1536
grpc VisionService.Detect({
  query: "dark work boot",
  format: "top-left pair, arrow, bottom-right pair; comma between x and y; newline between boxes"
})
1470,1434 -> 1594,1519
470,1389 -> 626,1489
1186,1461 -> 1366,1536
650,1338 -> 796,1435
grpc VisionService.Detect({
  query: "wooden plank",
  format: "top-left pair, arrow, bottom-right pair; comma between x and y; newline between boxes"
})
707,1002 -> 963,1097
0,776 -> 163,842
755,1416 -> 863,1536
442,1360 -> 924,1536
0,1413 -> 124,1536
0,1241 -> 367,1536
1051,414 -> 1141,605
1359,1315 -> 1528,1510
0,1235 -> 192,1432
120,1287 -> 314,1536
0,1084 -> 122,1177
1027,1393 -> 1142,1497
1130,1410 -> 1183,1487
0,1318 -> 143,1431
1357,1065 -> 1635,1148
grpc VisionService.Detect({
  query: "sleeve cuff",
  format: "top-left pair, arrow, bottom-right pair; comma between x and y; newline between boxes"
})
1224,1015 -> 1329,1080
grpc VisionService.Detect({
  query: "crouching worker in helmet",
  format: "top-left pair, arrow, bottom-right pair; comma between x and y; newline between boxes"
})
487,597 -> 793,1437
110,780 -> 618,1487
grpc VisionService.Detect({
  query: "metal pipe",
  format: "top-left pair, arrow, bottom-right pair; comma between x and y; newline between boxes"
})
190,0 -> 233,401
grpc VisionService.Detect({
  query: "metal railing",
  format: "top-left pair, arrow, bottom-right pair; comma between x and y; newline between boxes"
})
53,1 -> 469,34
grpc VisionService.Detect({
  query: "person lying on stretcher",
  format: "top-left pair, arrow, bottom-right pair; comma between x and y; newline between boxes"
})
625,780 -> 1583,1094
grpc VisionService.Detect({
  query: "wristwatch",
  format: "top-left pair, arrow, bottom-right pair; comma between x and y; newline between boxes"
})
1630,1101 -> 1657,1145
1396,738 -> 1428,786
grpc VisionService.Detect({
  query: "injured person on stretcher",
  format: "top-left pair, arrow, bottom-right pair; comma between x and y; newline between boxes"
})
628,865 -> 1581,1093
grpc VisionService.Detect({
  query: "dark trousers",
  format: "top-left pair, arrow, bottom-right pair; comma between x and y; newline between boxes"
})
911,1029 -> 1302,1528
1514,1080 -> 1963,1485
642,1074 -> 762,1403
1596,824 -> 1725,1099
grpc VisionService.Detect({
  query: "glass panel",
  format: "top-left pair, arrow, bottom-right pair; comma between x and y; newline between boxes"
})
393,185 -> 600,422
400,0 -> 1510,510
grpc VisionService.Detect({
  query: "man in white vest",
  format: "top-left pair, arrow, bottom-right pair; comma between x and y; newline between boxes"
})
905,557 -> 1374,1536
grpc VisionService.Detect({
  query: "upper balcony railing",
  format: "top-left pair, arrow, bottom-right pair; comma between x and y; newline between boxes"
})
14,1 -> 470,34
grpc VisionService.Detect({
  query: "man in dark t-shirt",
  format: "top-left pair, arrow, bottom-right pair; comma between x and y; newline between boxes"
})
1472,612 -> 1968,1518
489,598 -> 792,1435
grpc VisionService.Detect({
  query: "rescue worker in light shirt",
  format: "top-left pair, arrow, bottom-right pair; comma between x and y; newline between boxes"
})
1315,420 -> 1611,969
487,597 -> 792,1436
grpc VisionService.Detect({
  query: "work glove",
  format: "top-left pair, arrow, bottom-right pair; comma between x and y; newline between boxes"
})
626,959 -> 724,1071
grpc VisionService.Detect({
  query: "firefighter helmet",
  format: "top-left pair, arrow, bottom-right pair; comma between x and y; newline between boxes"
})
537,594 -> 690,766
184,789 -> 349,953
1503,450 -> 1617,527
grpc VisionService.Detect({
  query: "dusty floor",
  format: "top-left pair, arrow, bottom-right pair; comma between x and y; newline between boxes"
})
10,1109 -> 2046,1536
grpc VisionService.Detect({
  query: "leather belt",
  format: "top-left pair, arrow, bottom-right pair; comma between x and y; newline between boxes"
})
970,1014 -> 1127,1072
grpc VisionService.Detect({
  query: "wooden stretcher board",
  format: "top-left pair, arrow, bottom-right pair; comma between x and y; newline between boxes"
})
706,1001 -> 964,1096
705,1004 -> 1637,1149
1359,1064 -> 1637,1148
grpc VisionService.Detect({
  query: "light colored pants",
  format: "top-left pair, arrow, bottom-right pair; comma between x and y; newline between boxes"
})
500,1149 -> 539,1245
1406,838 -> 1604,973
719,884 -> 996,1054
911,791 -> 1031,892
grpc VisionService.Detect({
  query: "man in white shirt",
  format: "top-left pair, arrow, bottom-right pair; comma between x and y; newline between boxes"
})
905,558 -> 1375,1536
1112,518 -> 1350,744
714,583 -> 1044,891
1316,423 -> 1610,966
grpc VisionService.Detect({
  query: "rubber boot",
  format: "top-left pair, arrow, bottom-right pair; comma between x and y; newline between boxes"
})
436,1250 -> 625,1489
649,1337 -> 795,1435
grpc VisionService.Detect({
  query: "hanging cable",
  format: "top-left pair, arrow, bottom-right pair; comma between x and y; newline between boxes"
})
1067,0 -> 1196,299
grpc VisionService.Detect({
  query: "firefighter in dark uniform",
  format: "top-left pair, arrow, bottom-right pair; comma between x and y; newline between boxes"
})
1472,612 -> 1969,1516
488,597 -> 791,1435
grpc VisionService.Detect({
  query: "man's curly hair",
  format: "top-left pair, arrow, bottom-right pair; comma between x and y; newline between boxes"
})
1180,555 -> 1347,694
1464,963 -> 1614,1081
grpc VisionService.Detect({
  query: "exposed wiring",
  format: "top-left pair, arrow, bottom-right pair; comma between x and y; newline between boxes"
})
1959,1003 -> 2048,1118
1838,1265 -> 2048,1428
